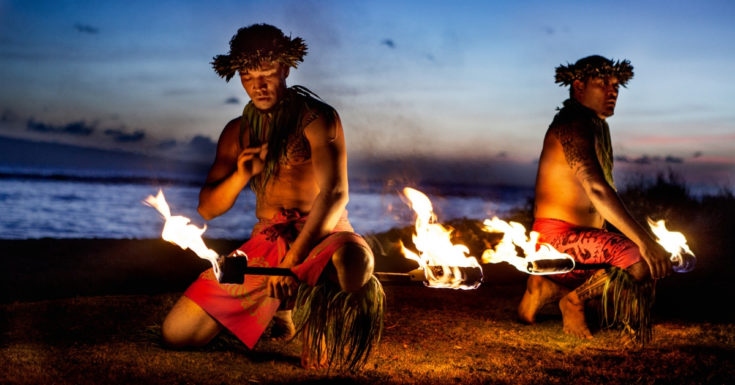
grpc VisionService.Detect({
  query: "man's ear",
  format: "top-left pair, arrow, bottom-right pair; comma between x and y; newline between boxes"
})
572,79 -> 585,98
281,65 -> 290,79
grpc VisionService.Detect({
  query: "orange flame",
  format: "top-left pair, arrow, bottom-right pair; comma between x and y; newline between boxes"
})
143,190 -> 221,279
480,217 -> 576,274
401,187 -> 482,289
647,218 -> 696,272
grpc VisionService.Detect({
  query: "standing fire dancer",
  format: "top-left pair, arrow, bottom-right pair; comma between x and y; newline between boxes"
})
161,24 -> 384,369
518,55 -> 671,342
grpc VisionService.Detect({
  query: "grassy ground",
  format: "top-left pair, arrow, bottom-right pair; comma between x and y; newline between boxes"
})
2,176 -> 734,384
1,235 -> 733,384
2,279 -> 733,384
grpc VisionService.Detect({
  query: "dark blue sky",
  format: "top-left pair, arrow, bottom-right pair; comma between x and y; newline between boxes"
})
1,0 -> 733,187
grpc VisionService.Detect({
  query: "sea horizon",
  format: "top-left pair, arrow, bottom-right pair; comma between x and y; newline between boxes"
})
0,164 -> 534,240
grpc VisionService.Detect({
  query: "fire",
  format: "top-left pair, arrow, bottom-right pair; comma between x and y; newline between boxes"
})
398,187 -> 695,277
481,217 -> 576,275
647,218 -> 696,273
400,187 -> 482,289
143,190 -> 222,279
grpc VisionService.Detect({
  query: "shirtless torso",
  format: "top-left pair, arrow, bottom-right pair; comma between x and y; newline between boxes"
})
534,118 -> 607,229
534,96 -> 616,229
208,100 -> 333,222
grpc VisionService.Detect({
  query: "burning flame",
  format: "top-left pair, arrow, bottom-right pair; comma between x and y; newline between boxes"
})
481,217 -> 576,275
398,187 -> 695,276
647,218 -> 696,272
400,187 -> 482,289
143,190 -> 221,279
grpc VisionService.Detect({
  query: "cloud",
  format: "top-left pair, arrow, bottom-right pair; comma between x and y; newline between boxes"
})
27,120 -> 95,136
634,156 -> 652,165
627,132 -> 735,145
158,139 -> 177,150
349,155 -> 537,187
381,39 -> 396,49
615,155 -> 654,164
188,135 -> 216,154
104,128 -> 145,143
74,23 -> 99,34
616,154 -> 686,165
1,109 -> 20,123
225,97 -> 240,105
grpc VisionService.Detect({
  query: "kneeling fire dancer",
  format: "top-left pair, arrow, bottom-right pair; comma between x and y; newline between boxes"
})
519,55 -> 671,342
161,24 -> 384,369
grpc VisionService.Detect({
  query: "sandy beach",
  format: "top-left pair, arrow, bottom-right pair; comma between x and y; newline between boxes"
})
2,229 -> 734,384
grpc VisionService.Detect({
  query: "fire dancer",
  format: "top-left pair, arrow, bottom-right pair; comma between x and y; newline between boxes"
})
161,24 -> 384,369
518,55 -> 671,342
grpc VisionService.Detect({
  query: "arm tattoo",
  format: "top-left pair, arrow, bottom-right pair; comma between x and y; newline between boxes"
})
552,122 -> 601,182
302,110 -> 320,129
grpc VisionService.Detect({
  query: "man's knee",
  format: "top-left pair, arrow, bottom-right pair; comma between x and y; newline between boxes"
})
331,242 -> 374,292
626,261 -> 650,282
161,296 -> 220,348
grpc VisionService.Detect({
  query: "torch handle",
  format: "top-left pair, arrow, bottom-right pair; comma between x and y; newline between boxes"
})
219,255 -> 295,284
373,270 -> 422,283
573,263 -> 609,271
243,267 -> 295,276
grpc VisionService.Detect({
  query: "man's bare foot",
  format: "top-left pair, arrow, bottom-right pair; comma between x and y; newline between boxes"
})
518,275 -> 568,324
559,291 -> 593,339
268,310 -> 296,341
300,330 -> 328,369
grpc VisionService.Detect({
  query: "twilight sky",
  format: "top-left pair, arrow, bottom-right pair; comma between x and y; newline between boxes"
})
1,0 -> 734,188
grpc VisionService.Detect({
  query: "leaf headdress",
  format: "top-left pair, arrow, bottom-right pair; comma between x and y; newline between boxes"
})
555,55 -> 634,87
212,24 -> 307,81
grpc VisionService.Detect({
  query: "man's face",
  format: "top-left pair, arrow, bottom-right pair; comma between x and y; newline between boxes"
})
573,76 -> 620,119
239,61 -> 289,111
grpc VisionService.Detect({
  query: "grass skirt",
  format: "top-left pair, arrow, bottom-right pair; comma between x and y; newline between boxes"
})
293,275 -> 385,371
601,267 -> 656,345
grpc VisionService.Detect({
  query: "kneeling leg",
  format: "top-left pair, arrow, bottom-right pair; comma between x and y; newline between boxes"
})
329,242 -> 374,292
162,296 -> 222,348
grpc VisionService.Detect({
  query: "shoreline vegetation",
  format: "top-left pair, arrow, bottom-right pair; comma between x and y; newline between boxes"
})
2,174 -> 734,384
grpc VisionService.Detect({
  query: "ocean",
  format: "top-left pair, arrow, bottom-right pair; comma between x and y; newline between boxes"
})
0,168 -> 533,240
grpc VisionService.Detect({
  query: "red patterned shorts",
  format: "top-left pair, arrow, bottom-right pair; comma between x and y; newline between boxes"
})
532,218 -> 641,287
184,209 -> 371,348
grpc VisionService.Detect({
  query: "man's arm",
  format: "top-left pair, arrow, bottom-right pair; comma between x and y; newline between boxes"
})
554,122 -> 671,278
267,110 -> 349,299
287,110 -> 348,265
198,118 -> 268,220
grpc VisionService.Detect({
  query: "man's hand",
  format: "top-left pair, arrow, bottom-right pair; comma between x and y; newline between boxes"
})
268,252 -> 300,300
639,239 -> 672,280
267,275 -> 299,300
236,143 -> 268,177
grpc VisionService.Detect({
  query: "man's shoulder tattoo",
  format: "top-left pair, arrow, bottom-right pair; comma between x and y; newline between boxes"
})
551,122 -> 595,170
283,134 -> 311,164
302,110 -> 320,129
